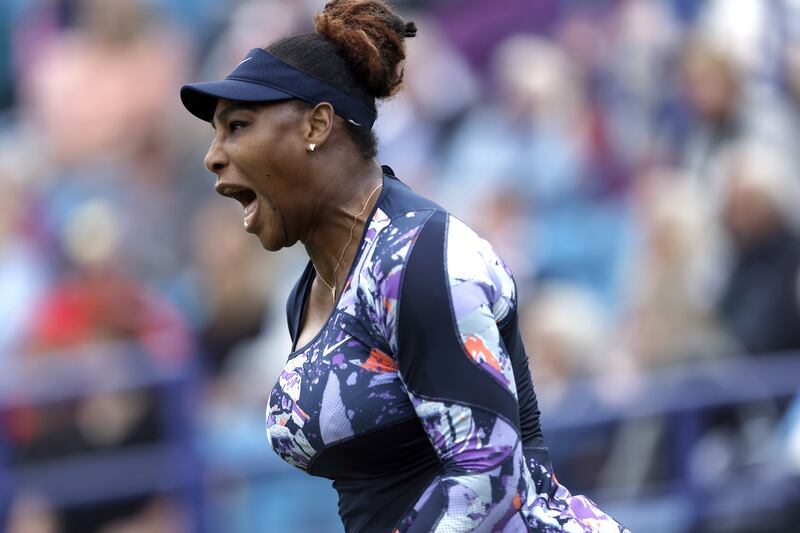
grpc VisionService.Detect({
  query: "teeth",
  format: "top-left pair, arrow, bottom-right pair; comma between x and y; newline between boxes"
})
244,199 -> 258,229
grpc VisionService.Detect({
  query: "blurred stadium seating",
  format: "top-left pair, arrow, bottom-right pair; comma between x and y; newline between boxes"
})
1,0 -> 800,531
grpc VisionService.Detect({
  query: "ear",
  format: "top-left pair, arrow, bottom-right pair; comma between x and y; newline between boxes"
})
303,102 -> 334,149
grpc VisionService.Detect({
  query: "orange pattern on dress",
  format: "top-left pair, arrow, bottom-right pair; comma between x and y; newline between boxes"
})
361,347 -> 399,373
464,334 -> 502,372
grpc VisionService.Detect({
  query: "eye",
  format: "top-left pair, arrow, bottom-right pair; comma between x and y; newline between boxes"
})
228,121 -> 247,133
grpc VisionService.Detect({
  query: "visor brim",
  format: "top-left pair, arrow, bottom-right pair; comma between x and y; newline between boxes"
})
180,79 -> 294,122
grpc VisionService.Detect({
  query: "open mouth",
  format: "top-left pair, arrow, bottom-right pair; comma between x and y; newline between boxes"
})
216,184 -> 257,208
215,182 -> 262,232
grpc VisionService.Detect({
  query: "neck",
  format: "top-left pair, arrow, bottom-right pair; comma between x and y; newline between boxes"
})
303,157 -> 383,298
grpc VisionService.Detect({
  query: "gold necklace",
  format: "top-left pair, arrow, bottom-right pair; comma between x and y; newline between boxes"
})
318,182 -> 382,301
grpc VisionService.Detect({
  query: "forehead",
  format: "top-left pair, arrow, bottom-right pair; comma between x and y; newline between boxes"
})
211,98 -> 302,129
212,99 -> 261,124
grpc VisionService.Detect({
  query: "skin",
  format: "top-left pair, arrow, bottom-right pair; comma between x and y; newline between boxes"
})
204,97 -> 383,347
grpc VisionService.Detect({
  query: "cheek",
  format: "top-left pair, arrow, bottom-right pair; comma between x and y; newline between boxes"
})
245,132 -> 298,185
251,154 -> 304,208
239,113 -> 307,215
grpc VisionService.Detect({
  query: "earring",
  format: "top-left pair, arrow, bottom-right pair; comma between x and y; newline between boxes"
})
307,143 -> 316,153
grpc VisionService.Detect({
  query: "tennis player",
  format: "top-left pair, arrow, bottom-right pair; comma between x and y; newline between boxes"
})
181,1 -> 628,531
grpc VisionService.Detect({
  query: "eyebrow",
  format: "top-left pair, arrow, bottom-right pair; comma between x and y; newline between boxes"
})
211,102 -> 261,130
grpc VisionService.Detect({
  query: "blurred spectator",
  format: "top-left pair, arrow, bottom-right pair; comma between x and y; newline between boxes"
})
18,0 -> 188,166
676,34 -> 797,196
3,153 -> 193,533
0,173 -> 46,362
375,15 -> 480,191
619,168 -> 733,368
6,492 -> 58,533
25,194 -> 191,360
521,282 -> 611,407
188,199 -> 274,377
194,0 -> 309,83
440,34 -> 629,302
678,35 -> 745,187
520,281 -> 617,491
717,142 -> 800,355
603,0 -> 680,166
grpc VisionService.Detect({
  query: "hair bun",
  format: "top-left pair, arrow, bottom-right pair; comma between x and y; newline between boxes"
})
314,0 -> 416,99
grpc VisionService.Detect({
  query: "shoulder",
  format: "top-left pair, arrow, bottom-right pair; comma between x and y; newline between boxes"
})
444,215 -> 517,322
363,210 -> 517,342
367,184 -> 517,313
360,174 -> 446,286
378,171 -> 444,218
345,174 -> 517,343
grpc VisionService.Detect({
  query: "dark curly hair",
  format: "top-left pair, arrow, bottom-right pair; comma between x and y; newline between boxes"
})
265,0 -> 416,160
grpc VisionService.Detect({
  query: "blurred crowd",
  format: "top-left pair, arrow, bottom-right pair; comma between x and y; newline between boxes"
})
2,0 -> 800,531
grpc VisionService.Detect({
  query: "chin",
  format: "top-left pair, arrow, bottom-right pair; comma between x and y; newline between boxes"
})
259,240 -> 284,252
256,234 -> 283,251
255,229 -> 287,251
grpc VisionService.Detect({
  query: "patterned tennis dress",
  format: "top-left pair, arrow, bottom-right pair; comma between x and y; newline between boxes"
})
266,166 -> 629,532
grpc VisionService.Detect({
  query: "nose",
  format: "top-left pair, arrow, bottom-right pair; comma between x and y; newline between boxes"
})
204,136 -> 228,174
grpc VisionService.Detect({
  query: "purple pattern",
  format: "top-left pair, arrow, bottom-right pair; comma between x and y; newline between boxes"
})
266,209 -> 431,470
265,200 -> 628,531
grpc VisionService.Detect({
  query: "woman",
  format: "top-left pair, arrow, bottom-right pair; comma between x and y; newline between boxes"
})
181,1 -> 628,531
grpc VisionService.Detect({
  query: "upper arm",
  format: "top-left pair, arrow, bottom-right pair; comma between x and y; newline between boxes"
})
393,210 -> 520,422
390,211 -> 530,531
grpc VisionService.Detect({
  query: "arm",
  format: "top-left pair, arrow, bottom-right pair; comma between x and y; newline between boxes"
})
390,211 -> 529,532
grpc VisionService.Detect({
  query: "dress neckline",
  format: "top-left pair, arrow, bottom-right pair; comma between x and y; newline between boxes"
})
289,173 -> 392,354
